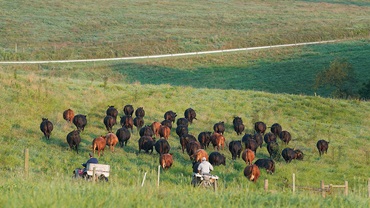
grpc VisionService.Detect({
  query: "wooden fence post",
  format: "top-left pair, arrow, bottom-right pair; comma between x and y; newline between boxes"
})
157,165 -> 160,187
92,167 -> 96,183
292,173 -> 295,194
24,149 -> 29,177
141,172 -> 147,187
344,181 -> 348,196
264,179 -> 268,192
321,180 -> 325,198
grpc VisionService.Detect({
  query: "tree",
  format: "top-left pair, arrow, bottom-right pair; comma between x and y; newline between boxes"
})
358,80 -> 370,100
314,58 -> 357,99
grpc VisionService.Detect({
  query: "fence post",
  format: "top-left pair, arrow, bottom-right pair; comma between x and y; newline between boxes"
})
24,149 -> 29,177
92,167 -> 96,183
157,165 -> 160,187
344,181 -> 348,196
292,173 -> 295,194
264,179 -> 268,192
141,172 -> 147,187
321,180 -> 325,198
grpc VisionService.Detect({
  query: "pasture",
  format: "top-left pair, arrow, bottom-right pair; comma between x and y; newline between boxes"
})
0,0 -> 370,207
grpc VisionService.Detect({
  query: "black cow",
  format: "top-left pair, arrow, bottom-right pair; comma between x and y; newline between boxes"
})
316,140 -> 329,156
253,133 -> 263,148
209,152 -> 226,166
213,121 -> 225,135
138,136 -> 155,153
120,115 -> 134,132
192,161 -> 200,174
164,110 -> 177,123
66,130 -> 81,153
282,148 -> 304,163
116,126 -> 131,147
176,125 -> 188,138
254,159 -> 275,174
155,139 -> 171,155
184,108 -> 197,124
264,132 -> 277,144
270,123 -> 282,137
73,114 -> 87,131
106,106 -> 118,120
180,134 -> 197,153
254,121 -> 267,134
161,119 -> 173,130
176,118 -> 189,127
233,117 -> 245,135
198,131 -> 212,149
279,130 -> 291,145
133,116 -> 145,132
135,107 -> 145,118
123,104 -> 134,116
243,138 -> 258,153
139,125 -> 154,138
40,118 -> 53,139
267,141 -> 280,161
229,140 -> 242,160
186,141 -> 201,159
104,115 -> 116,132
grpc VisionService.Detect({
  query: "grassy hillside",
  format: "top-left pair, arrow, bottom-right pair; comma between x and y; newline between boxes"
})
0,69 -> 369,207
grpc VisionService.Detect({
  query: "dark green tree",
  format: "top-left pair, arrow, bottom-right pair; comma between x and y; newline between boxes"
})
358,80 -> 370,100
314,58 -> 357,99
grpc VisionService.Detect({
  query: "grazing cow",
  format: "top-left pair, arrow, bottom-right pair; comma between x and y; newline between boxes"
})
264,132 -> 277,144
242,149 -> 255,165
267,141 -> 280,161
139,125 -> 154,138
164,110 -> 177,123
160,153 -> 173,170
176,118 -> 189,127
187,141 -> 202,159
66,130 -> 81,153
138,136 -> 155,153
193,149 -> 209,162
180,134 -> 197,153
198,131 -> 212,149
209,152 -> 226,166
279,130 -> 291,145
229,140 -> 242,160
176,125 -> 188,138
92,136 -> 107,157
155,138 -> 171,155
133,116 -> 145,132
161,119 -> 172,130
254,159 -> 275,174
184,108 -> 197,124
244,138 -> 258,153
40,118 -> 53,139
150,121 -> 162,138
254,121 -> 267,134
270,123 -> 282,137
73,114 -> 87,131
116,126 -> 131,147
282,148 -> 304,163
233,117 -> 245,135
159,125 -> 171,140
135,107 -> 145,118
210,132 -> 225,151
123,104 -> 134,116
103,115 -> 116,132
316,140 -> 329,156
106,133 -> 119,153
63,109 -> 75,123
120,115 -> 134,132
253,133 -> 263,148
244,164 -> 261,183
213,121 -> 225,135
106,106 -> 118,120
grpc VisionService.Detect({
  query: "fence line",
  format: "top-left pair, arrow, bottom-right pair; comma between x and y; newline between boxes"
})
0,40 -> 338,65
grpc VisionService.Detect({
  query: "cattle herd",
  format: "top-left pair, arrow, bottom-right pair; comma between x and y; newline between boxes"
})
40,105 -> 330,183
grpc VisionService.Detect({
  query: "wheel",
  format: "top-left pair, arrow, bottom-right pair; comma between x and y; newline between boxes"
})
98,175 -> 109,182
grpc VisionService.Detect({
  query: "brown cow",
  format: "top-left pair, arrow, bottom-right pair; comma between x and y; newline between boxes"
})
317,140 -> 329,156
193,149 -> 209,162
92,136 -> 107,157
210,132 -> 225,151
151,121 -> 162,138
159,125 -> 171,140
63,109 -> 75,123
106,133 -> 119,153
244,164 -> 260,183
242,149 -> 255,165
40,118 -> 53,140
160,153 -> 173,170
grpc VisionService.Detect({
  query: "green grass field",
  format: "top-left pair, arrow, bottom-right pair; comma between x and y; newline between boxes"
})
0,0 -> 370,207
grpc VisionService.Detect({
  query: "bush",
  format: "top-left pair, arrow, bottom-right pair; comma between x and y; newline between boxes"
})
358,80 -> 370,100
